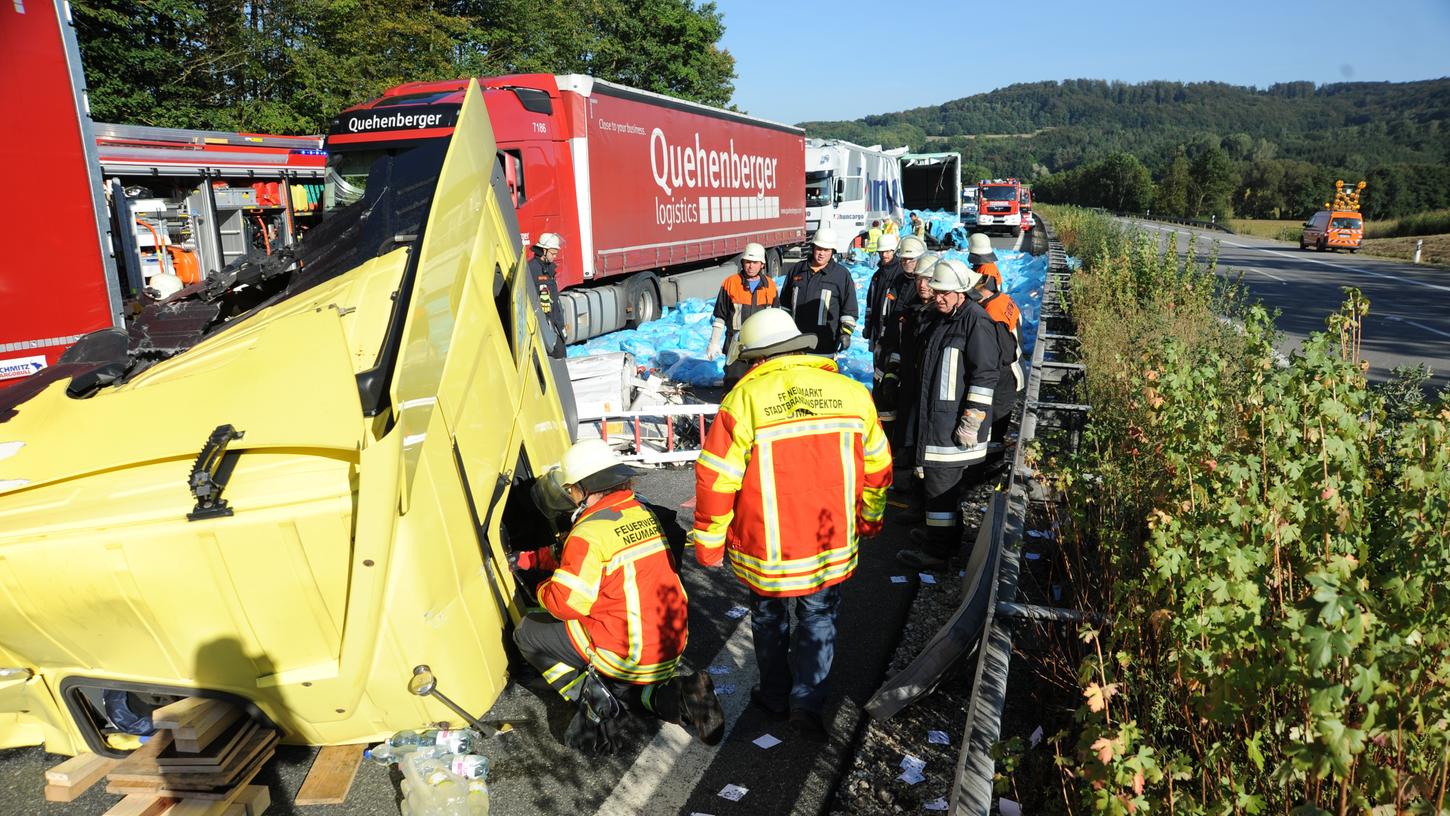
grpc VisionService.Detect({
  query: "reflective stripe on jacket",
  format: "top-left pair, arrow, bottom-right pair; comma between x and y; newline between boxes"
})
693,355 -> 893,597
537,490 -> 687,683
914,302 -> 1000,467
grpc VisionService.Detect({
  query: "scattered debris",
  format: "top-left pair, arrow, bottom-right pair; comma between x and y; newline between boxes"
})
752,734 -> 781,750
718,783 -> 749,801
927,731 -> 949,745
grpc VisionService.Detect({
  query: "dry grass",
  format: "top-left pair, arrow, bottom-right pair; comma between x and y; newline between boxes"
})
1360,233 -> 1450,267
1229,219 -> 1303,241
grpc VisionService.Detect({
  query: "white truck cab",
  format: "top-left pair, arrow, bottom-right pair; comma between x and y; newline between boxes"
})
805,138 -> 904,253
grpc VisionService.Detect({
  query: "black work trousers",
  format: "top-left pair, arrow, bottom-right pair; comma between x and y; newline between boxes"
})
513,613 -> 665,716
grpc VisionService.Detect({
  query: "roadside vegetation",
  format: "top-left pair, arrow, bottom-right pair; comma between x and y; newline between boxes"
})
1035,205 -> 1450,813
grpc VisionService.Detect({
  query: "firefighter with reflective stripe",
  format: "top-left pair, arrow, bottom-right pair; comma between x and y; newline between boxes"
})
692,308 -> 893,738
868,235 -> 924,430
514,439 -> 724,751
888,252 -> 940,456
968,232 -> 1003,292
864,233 -> 903,354
706,242 -> 778,391
529,232 -> 568,358
970,251 -> 1025,448
781,228 -> 859,354
897,259 -> 1000,570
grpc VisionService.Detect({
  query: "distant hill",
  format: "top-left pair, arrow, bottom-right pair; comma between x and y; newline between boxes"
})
799,79 -> 1450,219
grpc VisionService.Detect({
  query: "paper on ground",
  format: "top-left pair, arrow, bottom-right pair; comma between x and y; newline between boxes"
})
718,784 -> 748,801
919,573 -> 937,584
890,575 -> 909,584
925,798 -> 949,811
928,730 -> 949,745
752,734 -> 782,749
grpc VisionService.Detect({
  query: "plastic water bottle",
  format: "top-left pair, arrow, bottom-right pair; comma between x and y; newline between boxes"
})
465,779 -> 490,816
400,752 -> 465,815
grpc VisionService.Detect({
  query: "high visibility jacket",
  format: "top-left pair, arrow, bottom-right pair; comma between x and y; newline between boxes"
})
913,301 -> 1000,468
781,258 -> 859,354
979,289 -> 1025,398
863,256 -> 904,348
537,490 -> 687,684
882,220 -> 899,236
693,355 -> 893,597
974,261 -> 1002,291
865,227 -> 882,253
711,271 -> 778,348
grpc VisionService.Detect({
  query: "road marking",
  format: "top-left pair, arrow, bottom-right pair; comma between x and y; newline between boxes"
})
1382,314 -> 1450,340
1239,266 -> 1287,283
1011,229 -> 1024,251
596,613 -> 758,816
1259,250 -> 1450,293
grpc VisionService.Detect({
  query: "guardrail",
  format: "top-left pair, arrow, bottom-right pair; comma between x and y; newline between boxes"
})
948,217 -> 1094,814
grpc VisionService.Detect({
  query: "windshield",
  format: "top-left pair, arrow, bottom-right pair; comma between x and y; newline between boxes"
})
806,170 -> 833,208
1331,217 -> 1362,230
982,186 -> 1018,201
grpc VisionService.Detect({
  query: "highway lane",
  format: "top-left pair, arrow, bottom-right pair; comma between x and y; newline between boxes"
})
1126,219 -> 1450,392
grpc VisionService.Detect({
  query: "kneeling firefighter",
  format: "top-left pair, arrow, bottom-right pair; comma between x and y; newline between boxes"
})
513,439 -> 724,753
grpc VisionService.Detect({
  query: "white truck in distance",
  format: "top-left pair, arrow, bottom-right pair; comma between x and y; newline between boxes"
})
805,138 -> 904,253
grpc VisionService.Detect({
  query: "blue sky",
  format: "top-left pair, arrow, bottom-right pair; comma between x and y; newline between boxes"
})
713,0 -> 1450,124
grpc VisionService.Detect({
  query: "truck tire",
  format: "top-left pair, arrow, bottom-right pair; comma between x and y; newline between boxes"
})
766,247 -> 782,279
625,272 -> 661,329
1010,225 -> 1022,239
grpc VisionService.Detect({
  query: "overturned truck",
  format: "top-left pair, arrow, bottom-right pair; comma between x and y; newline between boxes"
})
0,81 -> 576,756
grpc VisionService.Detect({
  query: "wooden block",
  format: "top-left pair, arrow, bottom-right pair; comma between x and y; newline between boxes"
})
237,784 -> 270,816
103,794 -> 179,816
111,727 -> 273,789
109,742 -> 272,801
151,697 -> 212,730
175,707 -> 243,754
45,752 -> 119,794
293,743 -> 364,806
156,721 -> 256,770
44,783 -> 87,803
174,702 -> 240,742
111,730 -> 176,777
153,753 -> 267,810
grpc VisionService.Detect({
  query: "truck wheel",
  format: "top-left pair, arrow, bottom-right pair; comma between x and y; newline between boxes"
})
766,247 -> 782,279
625,272 -> 660,329
1011,225 -> 1022,238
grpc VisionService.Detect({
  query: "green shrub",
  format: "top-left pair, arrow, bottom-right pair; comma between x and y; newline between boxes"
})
1045,206 -> 1450,813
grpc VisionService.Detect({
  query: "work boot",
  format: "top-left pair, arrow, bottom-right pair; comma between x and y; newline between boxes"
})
749,686 -> 788,721
679,672 -> 725,745
897,530 -> 952,569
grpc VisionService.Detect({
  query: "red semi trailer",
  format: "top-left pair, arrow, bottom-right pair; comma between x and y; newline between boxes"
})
329,74 -> 807,341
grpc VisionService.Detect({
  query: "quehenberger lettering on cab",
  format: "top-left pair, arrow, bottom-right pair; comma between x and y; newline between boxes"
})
347,111 -> 445,134
649,128 -> 781,233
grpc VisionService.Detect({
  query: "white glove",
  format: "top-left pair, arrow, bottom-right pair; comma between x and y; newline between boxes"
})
705,324 -> 725,360
955,409 -> 987,447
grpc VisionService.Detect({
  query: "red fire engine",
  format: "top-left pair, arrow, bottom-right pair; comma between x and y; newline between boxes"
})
975,178 -> 1026,238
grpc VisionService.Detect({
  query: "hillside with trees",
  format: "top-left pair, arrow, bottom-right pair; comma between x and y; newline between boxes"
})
801,79 -> 1450,220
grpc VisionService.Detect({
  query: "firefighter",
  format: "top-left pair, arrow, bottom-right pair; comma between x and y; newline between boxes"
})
705,242 -> 779,391
513,439 -> 725,753
692,308 -> 893,738
890,251 -> 940,455
896,259 -> 1000,570
530,232 -> 568,357
781,228 -> 859,355
864,233 -> 902,355
967,232 -> 1003,292
970,256 -> 1025,449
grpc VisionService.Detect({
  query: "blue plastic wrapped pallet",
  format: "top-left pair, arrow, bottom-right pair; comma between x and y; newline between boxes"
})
567,248 -> 1048,390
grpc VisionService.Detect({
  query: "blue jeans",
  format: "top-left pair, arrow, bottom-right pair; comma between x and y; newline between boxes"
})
749,584 -> 842,714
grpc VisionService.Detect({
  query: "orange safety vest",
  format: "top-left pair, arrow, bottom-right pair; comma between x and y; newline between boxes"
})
693,355 -> 894,596
537,490 -> 687,684
981,290 -> 1021,336
976,261 -> 1002,291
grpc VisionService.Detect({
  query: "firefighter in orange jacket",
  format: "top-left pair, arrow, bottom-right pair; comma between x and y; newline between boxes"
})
514,439 -> 724,753
969,243 -> 1026,448
967,232 -> 1003,291
692,308 -> 893,738
706,242 -> 778,391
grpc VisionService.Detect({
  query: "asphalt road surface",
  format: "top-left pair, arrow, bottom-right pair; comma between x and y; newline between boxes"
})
0,231 -> 1034,816
1127,219 -> 1450,392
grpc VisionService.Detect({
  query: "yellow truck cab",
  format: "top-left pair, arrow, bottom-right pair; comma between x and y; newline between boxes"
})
0,81 -> 575,757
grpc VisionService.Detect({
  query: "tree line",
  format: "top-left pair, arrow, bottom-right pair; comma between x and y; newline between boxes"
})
73,0 -> 736,135
804,78 -> 1450,220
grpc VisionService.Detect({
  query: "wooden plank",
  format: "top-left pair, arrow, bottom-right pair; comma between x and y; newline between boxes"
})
175,706 -> 243,753
111,730 -> 176,777
151,698 -> 212,730
103,794 -> 179,816
111,728 -> 273,788
109,740 -> 274,798
174,702 -> 240,741
134,748 -> 268,806
156,721 -> 256,770
45,752 -> 119,793
44,783 -> 89,803
293,743 -> 364,806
